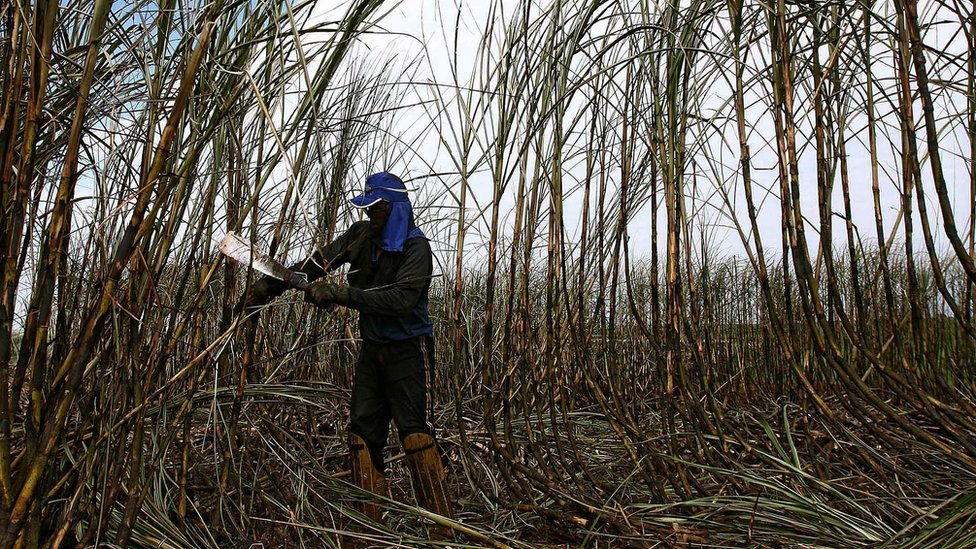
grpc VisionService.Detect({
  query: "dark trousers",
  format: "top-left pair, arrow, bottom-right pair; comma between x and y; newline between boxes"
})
349,334 -> 435,471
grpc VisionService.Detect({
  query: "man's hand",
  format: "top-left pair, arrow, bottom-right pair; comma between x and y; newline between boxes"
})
305,280 -> 351,308
234,277 -> 279,315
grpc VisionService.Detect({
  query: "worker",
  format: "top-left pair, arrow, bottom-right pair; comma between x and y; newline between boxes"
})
239,172 -> 453,530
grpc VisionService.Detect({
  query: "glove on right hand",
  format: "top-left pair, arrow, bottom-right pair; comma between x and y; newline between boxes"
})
304,280 -> 351,309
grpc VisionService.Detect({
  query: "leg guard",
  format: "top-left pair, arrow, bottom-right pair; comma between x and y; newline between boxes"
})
348,432 -> 386,522
402,433 -> 453,520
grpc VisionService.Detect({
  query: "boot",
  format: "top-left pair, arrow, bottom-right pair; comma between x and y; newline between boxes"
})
348,432 -> 387,522
403,432 -> 454,537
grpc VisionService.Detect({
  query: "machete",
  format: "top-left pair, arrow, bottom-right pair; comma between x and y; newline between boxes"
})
218,231 -> 309,290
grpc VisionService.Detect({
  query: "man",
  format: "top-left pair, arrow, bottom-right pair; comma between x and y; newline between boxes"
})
240,172 -> 453,527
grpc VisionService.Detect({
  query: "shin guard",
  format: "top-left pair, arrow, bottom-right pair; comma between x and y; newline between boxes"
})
348,432 -> 386,522
403,433 -> 453,520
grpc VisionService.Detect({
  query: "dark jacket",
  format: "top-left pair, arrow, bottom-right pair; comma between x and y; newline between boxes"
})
288,221 -> 434,342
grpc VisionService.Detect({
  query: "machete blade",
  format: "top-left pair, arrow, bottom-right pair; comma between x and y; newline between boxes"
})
218,231 -> 308,290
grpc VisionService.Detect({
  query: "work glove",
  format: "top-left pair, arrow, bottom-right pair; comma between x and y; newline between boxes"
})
234,277 -> 282,315
304,280 -> 352,308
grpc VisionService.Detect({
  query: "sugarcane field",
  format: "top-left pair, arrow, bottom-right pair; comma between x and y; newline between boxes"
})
2,0 -> 976,547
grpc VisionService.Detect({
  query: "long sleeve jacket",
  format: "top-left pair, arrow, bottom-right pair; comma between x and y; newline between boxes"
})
267,221 -> 434,342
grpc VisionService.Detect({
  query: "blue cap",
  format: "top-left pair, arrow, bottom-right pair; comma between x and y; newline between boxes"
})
350,172 -> 410,208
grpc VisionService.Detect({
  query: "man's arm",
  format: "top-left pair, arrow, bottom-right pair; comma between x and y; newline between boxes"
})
346,237 -> 433,315
293,222 -> 368,280
306,237 -> 432,315
241,222 -> 370,306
